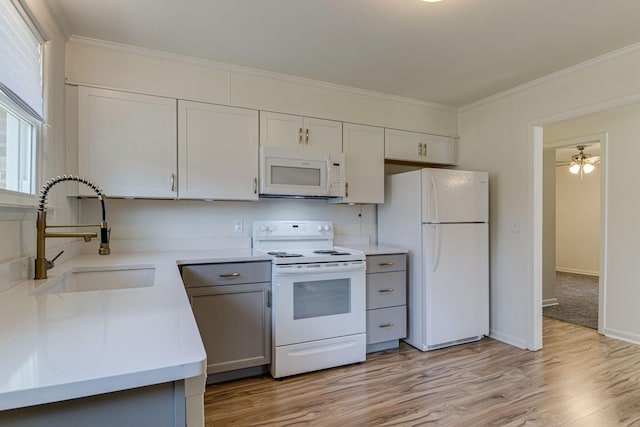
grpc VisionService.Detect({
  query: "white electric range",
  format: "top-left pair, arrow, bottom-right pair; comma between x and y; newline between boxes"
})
253,220 -> 366,378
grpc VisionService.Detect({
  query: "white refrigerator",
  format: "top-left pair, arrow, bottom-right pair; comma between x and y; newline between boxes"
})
377,168 -> 489,351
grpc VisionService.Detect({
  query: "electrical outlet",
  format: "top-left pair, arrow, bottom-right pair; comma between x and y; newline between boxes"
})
234,220 -> 243,233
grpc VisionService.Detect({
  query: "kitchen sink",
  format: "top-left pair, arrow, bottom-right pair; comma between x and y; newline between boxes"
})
32,264 -> 156,294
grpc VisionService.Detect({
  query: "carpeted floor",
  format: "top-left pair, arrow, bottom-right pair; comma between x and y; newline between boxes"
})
543,271 -> 599,329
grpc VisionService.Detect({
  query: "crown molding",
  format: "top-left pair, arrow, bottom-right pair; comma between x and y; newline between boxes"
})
67,36 -> 457,112
459,41 -> 640,113
39,0 -> 70,40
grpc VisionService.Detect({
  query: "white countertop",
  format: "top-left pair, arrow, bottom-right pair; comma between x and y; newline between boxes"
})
0,249 -> 271,411
347,245 -> 409,256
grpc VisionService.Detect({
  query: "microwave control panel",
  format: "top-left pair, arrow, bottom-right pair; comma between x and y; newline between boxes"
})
329,154 -> 346,196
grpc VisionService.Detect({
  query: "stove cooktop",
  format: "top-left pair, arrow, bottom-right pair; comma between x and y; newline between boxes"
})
252,220 -> 365,264
267,251 -> 304,258
313,249 -> 352,256
263,247 -> 364,264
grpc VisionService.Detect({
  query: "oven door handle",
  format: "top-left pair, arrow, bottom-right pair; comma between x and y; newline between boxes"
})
275,263 -> 365,275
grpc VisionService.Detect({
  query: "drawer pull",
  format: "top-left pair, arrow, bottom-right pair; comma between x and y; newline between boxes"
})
378,288 -> 395,293
379,323 -> 395,328
219,272 -> 241,278
378,262 -> 395,267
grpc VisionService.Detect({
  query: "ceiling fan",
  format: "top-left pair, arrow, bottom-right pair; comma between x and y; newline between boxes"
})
557,145 -> 600,182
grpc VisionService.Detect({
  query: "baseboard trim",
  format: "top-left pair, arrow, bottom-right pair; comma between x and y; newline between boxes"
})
604,328 -> 640,346
556,267 -> 599,277
489,330 -> 528,350
542,298 -> 559,308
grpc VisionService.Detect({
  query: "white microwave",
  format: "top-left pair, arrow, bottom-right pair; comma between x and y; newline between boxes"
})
259,146 -> 346,198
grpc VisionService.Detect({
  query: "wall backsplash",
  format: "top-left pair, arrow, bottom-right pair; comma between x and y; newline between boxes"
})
79,198 -> 377,250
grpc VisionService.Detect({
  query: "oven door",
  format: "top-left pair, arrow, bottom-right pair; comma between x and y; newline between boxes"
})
272,261 -> 366,347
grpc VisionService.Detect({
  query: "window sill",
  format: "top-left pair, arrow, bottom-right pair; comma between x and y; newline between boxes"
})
0,191 -> 39,220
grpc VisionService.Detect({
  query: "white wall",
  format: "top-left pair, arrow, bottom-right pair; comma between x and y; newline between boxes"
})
555,163 -> 600,275
458,45 -> 640,349
79,198 -> 376,250
0,0 -> 76,267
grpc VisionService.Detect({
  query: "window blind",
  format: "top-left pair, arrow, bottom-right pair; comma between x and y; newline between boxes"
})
0,0 -> 43,122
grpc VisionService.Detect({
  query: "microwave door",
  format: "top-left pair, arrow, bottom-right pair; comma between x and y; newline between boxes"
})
262,156 -> 329,196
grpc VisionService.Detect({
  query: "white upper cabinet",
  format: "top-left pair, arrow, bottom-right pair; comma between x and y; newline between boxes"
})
178,101 -> 259,200
78,87 -> 177,198
260,111 -> 342,152
340,123 -> 384,204
384,129 -> 456,165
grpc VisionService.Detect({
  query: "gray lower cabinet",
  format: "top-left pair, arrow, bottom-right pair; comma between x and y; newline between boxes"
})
181,261 -> 271,383
366,254 -> 407,353
0,382 -> 186,427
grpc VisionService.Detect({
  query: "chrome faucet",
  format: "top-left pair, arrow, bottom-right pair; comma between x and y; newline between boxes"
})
35,175 -> 111,280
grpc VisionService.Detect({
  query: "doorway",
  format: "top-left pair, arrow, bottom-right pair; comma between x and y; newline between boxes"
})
542,135 -> 602,330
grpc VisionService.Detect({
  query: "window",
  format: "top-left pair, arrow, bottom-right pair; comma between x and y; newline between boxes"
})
0,0 -> 43,196
0,101 -> 34,193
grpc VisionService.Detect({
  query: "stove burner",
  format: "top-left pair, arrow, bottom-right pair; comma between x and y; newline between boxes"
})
267,251 -> 304,258
313,250 -> 352,256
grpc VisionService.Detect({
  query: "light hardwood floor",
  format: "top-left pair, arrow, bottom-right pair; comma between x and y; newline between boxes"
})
204,318 -> 640,426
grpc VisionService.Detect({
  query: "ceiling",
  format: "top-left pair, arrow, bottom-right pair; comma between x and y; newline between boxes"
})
45,0 -> 640,107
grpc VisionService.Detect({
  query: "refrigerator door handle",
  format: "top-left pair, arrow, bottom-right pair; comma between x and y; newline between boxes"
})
431,176 -> 440,223
431,224 -> 442,272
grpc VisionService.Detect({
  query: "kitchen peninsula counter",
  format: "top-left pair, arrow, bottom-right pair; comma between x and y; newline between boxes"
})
0,249 -> 270,421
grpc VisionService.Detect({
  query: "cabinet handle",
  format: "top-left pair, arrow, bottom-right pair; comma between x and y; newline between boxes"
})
305,128 -> 309,144
378,288 -> 395,293
345,182 -> 349,198
253,177 -> 258,194
378,262 -> 395,266
267,290 -> 272,308
299,128 -> 303,144
379,323 -> 395,328
417,142 -> 422,155
219,272 -> 240,278
423,143 -> 428,156
171,173 -> 176,192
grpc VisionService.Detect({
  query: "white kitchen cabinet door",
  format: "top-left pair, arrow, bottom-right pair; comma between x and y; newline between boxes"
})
178,101 -> 259,200
259,111 -> 342,152
78,86 -> 177,198
259,111 -> 304,148
340,123 -> 384,204
384,128 -> 456,165
304,117 -> 342,152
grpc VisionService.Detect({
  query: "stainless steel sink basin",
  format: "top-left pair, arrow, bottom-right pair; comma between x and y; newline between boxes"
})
32,264 -> 156,294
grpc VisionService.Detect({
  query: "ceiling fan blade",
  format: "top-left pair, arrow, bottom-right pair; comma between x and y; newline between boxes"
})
589,155 -> 601,163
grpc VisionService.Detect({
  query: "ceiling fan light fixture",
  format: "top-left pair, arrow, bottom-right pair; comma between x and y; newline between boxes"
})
569,163 -> 580,174
582,162 -> 595,174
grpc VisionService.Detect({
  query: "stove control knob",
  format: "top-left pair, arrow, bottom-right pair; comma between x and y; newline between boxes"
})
259,225 -> 272,234
317,225 -> 323,232
323,225 -> 331,231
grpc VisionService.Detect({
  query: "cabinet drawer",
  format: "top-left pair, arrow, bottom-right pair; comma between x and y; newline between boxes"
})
181,262 -> 271,287
367,271 -> 406,309
367,306 -> 407,344
366,254 -> 406,273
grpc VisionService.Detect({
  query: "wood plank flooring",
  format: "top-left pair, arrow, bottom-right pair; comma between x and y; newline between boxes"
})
204,318 -> 640,426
